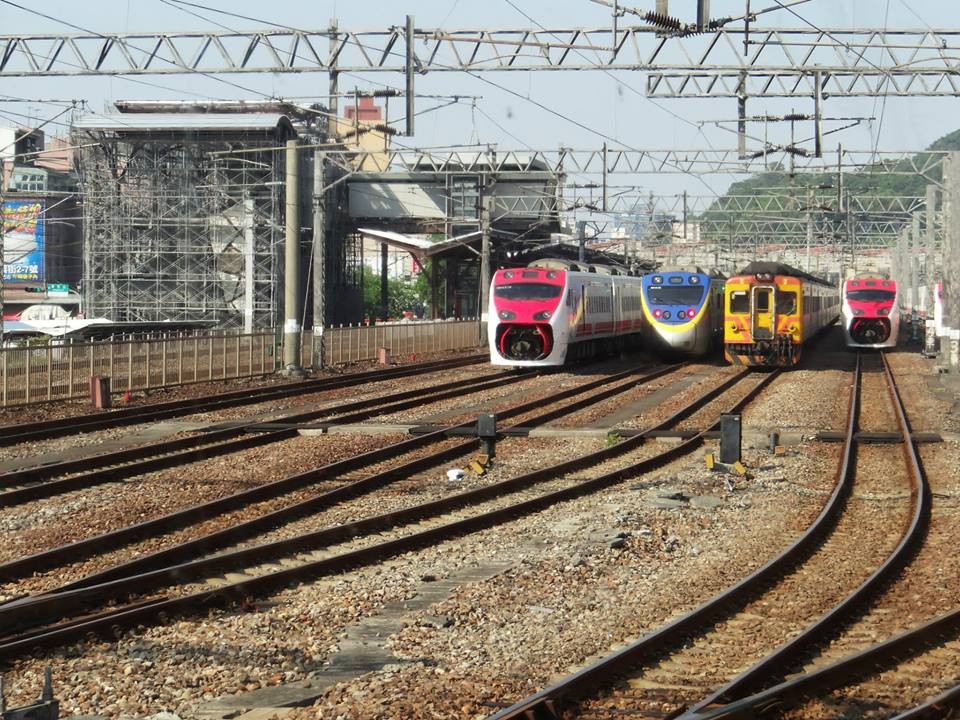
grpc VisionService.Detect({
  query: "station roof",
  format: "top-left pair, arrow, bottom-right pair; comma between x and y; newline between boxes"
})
358,228 -> 485,258
73,113 -> 296,135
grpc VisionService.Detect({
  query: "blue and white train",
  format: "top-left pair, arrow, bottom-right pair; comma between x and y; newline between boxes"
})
640,269 -> 725,356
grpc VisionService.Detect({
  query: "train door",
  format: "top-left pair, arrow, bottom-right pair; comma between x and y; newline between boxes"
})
751,285 -> 775,340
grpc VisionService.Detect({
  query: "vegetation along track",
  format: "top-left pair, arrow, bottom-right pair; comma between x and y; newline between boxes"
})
491,350 -> 937,720
0,353 -> 485,447
0,364 -> 528,506
0,363 -> 772,659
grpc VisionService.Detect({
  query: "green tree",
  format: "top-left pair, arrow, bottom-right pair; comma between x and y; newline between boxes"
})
360,265 -> 426,320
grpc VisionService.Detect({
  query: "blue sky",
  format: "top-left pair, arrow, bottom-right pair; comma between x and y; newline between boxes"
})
1,0 -> 957,197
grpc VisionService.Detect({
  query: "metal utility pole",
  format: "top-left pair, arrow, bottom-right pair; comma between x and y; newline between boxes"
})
243,195 -> 255,334
479,194 -> 493,343
805,186 -> 813,272
379,242 -> 389,319
924,183 -> 937,355
282,139 -> 302,374
405,15 -> 415,137
328,20 -> 340,132
697,0 -> 710,29
813,69 -> 823,157
312,150 -> 327,369
577,220 -> 587,262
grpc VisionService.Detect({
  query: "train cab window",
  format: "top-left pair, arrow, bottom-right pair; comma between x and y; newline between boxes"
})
647,286 -> 705,305
755,292 -> 770,312
847,289 -> 896,302
494,283 -> 562,301
729,291 -> 749,314
776,291 -> 798,314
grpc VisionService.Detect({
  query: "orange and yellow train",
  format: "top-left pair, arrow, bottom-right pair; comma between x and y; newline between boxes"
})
724,262 -> 840,367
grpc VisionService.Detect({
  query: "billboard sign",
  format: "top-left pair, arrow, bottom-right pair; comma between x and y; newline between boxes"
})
2,199 -> 45,283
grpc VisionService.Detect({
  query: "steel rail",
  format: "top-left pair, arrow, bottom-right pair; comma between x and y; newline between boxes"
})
0,368 -> 524,506
0,354 -> 484,447
677,350 -> 935,719
491,357 -> 864,720
0,363 -> 678,582
48,364 -> 683,594
674,351 -> 932,716
0,365 -> 752,653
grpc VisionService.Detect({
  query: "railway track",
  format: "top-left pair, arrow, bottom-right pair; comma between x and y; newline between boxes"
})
0,362 -> 682,584
0,353 -> 485,447
0,366 -> 527,506
491,350 -> 941,720
0,363 -> 772,659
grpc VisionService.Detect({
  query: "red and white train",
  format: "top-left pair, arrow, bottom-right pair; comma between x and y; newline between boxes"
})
842,277 -> 899,348
488,260 -> 646,366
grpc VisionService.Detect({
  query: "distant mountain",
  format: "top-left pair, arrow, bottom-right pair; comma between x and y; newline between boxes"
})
704,127 -> 960,216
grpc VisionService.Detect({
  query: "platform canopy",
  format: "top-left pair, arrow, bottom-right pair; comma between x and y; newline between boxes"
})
358,228 -> 483,258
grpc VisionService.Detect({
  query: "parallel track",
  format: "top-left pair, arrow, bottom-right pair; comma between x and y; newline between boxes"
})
491,350 -> 934,719
0,364 -> 768,659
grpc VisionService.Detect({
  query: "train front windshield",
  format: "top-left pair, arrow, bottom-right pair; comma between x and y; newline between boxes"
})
847,289 -> 896,302
646,286 -> 705,306
494,283 -> 563,301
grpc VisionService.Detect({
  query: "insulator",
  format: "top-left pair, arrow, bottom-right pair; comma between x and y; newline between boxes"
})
642,11 -> 684,31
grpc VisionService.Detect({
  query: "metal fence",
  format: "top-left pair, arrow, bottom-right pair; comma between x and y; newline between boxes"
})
312,318 -> 482,366
0,320 -> 484,408
0,331 -> 276,407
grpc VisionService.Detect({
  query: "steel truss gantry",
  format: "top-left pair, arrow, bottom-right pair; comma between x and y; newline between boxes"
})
2,25 -> 960,99
330,147 -> 948,184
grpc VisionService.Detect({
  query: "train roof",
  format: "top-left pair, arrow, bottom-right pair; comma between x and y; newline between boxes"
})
735,261 -> 834,287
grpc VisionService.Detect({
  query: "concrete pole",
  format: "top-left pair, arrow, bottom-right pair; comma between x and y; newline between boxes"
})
312,150 -> 327,369
577,220 -> 587,262
243,196 -> 255,334
910,213 -> 920,314
924,183 -> 938,355
379,242 -> 388,320
0,187 -> 4,344
282,139 -> 302,373
479,194 -> 493,343
945,153 -> 960,366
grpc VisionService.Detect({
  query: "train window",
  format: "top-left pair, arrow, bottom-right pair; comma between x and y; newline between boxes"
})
755,292 -> 770,312
776,291 -> 798,314
729,291 -> 749,314
647,286 -> 705,305
495,283 -> 562,301
847,289 -> 896,302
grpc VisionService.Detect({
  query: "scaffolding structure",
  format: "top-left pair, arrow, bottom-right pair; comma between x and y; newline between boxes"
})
74,118 -> 292,329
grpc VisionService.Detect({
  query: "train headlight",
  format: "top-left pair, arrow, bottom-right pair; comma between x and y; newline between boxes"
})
652,275 -> 663,284
686,308 -> 696,318
533,310 -> 552,321
689,275 -> 700,284
504,271 -> 514,279
546,271 -> 557,279
498,309 -> 516,320
877,307 -> 890,316
662,310 -> 672,319
853,308 -> 864,315
653,309 -> 663,319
